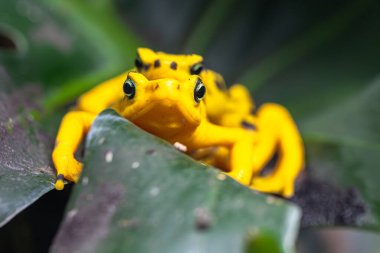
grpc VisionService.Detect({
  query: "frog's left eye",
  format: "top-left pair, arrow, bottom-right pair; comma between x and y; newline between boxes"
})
194,78 -> 206,103
123,78 -> 136,99
190,63 -> 203,75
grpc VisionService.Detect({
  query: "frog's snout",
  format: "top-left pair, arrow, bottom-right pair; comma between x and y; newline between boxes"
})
148,80 -> 181,102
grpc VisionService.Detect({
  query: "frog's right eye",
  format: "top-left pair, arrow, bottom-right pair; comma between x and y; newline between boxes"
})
194,78 -> 206,103
123,78 -> 136,99
135,56 -> 143,70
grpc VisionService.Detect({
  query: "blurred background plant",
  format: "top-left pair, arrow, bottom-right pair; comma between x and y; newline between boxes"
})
1,0 -> 380,252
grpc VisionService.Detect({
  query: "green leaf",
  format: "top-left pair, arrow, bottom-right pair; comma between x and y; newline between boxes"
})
301,77 -> 380,229
51,109 -> 301,253
0,0 -> 140,111
0,0 -> 103,88
0,0 -> 141,227
0,88 -> 55,227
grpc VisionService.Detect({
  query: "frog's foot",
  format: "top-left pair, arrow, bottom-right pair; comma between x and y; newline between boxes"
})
250,175 -> 295,198
52,150 -> 83,190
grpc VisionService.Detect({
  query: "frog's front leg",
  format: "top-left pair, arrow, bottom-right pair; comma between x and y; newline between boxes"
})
191,122 -> 256,185
250,103 -> 304,197
76,72 -> 129,114
52,111 -> 96,190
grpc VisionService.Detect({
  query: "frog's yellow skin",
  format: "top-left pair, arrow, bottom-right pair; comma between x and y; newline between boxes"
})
53,73 -> 256,191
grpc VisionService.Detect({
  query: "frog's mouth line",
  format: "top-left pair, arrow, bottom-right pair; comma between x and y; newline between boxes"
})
129,99 -> 200,127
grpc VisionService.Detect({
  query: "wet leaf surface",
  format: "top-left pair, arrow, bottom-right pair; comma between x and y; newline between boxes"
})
51,110 -> 301,253
0,88 -> 55,227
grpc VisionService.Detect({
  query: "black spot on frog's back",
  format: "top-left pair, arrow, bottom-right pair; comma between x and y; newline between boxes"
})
170,61 -> 177,70
154,60 -> 160,68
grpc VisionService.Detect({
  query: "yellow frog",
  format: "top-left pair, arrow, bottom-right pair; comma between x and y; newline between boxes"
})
75,48 -> 304,197
77,48 -> 254,128
53,73 -> 256,191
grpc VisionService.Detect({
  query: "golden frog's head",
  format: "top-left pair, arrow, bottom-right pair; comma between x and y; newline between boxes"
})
115,72 -> 207,138
135,48 -> 204,82
134,48 -> 229,122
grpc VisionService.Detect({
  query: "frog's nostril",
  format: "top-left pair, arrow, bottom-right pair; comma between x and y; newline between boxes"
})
154,84 -> 159,90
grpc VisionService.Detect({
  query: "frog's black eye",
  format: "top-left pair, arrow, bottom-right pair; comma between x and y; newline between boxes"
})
190,63 -> 203,75
123,78 -> 136,99
135,56 -> 143,70
194,78 -> 206,103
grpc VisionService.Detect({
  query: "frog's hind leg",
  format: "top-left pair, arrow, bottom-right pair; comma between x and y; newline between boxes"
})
250,103 -> 304,197
52,111 -> 97,190
249,106 -> 280,175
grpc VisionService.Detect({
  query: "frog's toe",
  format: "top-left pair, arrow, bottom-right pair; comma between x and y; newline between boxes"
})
282,182 -> 295,198
54,161 -> 83,190
55,174 -> 65,190
65,161 -> 83,183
